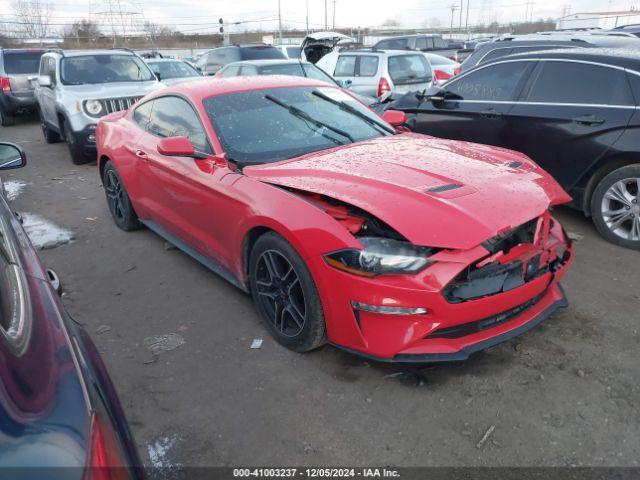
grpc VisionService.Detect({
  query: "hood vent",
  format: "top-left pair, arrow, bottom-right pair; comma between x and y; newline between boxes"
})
426,183 -> 462,193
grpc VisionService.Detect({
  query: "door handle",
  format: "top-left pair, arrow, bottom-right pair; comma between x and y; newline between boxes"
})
480,108 -> 502,119
135,149 -> 148,160
571,114 -> 604,126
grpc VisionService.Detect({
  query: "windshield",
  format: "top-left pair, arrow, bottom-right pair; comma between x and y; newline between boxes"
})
256,63 -> 335,84
388,54 -> 432,84
148,60 -> 200,79
61,54 -> 155,85
204,86 -> 390,164
3,51 -> 43,74
240,47 -> 286,61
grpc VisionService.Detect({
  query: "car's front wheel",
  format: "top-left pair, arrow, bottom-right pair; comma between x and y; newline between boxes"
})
591,164 -> 640,250
61,118 -> 88,165
249,232 -> 326,352
102,161 -> 141,231
39,110 -> 61,143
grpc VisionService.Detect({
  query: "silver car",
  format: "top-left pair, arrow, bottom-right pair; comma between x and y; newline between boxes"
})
0,48 -> 45,126
316,49 -> 433,100
34,49 -> 162,164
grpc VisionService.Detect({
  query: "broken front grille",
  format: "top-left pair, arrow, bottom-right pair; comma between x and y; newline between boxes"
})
444,216 -> 548,304
99,96 -> 142,114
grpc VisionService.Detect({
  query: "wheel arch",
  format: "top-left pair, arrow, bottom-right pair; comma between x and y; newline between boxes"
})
582,154 -> 640,216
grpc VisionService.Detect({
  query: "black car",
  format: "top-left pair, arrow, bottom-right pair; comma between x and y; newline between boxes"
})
0,48 -> 45,126
194,43 -> 286,75
390,48 -> 640,250
0,142 -> 143,477
459,34 -> 638,72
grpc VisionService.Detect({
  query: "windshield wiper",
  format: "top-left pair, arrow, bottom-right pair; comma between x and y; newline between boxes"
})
311,90 -> 395,135
264,94 -> 354,143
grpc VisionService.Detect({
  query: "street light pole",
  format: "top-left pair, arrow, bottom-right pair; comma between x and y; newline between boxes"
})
325,0 -> 328,29
278,0 -> 282,42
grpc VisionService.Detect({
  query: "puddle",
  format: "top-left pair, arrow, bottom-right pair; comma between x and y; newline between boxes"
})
147,435 -> 181,470
4,180 -> 27,201
20,212 -> 75,249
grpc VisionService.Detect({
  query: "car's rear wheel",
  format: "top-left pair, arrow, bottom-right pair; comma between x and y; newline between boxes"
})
249,232 -> 326,352
39,110 -> 61,143
102,161 -> 141,231
0,108 -> 15,127
591,164 -> 640,250
61,118 -> 88,165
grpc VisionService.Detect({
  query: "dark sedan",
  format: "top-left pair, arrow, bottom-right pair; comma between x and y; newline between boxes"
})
0,142 -> 142,478
391,48 -> 640,250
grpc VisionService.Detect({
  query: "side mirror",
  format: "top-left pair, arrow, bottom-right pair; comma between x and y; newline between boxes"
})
37,75 -> 51,87
154,72 -> 162,81
157,136 -> 196,157
0,142 -> 27,170
382,110 -> 408,128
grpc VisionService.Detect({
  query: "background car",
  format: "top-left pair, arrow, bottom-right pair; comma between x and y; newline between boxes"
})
215,58 -> 378,107
422,52 -> 460,85
96,75 -> 573,363
391,48 -> 640,250
274,44 -> 302,59
373,34 -> 462,61
146,58 -> 202,85
34,49 -> 162,164
0,141 -> 142,476
194,43 -> 285,75
461,33 -> 639,71
317,49 -> 433,99
0,48 -> 45,126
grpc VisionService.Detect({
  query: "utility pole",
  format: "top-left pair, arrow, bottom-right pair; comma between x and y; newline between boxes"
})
325,0 -> 328,29
449,4 -> 458,39
332,0 -> 337,29
459,0 -> 464,32
465,0 -> 470,38
277,0 -> 282,42
306,0 -> 309,33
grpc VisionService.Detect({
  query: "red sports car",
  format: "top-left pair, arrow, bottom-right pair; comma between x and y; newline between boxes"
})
96,76 -> 573,362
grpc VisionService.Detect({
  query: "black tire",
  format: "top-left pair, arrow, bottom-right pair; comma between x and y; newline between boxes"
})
590,164 -> 640,250
61,118 -> 88,165
39,110 -> 61,143
0,109 -> 15,127
249,232 -> 326,352
102,161 -> 141,231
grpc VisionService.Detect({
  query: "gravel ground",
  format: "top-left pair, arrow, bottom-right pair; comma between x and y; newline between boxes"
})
2,117 -> 639,471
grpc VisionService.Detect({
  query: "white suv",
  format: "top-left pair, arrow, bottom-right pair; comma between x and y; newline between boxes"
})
317,49 -> 434,100
35,49 -> 162,164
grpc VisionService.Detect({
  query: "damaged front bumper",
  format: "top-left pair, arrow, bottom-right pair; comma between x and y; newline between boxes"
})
311,211 -> 574,363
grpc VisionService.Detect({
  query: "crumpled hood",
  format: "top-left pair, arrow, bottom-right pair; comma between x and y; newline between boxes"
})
244,134 -> 571,250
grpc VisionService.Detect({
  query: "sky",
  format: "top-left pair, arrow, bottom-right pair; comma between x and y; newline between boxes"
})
0,0 -> 637,36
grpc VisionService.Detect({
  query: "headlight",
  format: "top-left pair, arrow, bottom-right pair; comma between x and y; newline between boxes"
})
83,100 -> 104,117
324,237 -> 434,277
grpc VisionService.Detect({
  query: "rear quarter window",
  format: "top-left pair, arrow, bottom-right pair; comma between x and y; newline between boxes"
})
359,56 -> 379,76
334,55 -> 356,76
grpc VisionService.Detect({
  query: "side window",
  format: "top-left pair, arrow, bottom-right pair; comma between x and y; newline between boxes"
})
148,96 -> 211,153
433,37 -> 446,49
358,56 -> 379,77
47,58 -> 57,86
447,61 -> 530,101
415,37 -> 427,50
219,65 -> 241,77
240,65 -> 258,76
39,56 -> 47,76
526,61 -> 634,106
479,48 -> 512,64
334,55 -> 356,76
133,100 -> 153,129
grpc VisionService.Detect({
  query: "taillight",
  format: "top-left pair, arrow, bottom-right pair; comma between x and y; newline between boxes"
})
84,413 -> 128,480
377,77 -> 391,98
434,70 -> 452,81
0,77 -> 11,94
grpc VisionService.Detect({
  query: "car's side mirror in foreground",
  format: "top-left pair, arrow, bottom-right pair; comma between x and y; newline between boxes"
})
382,110 -> 408,129
0,142 -> 27,170
157,136 -> 222,163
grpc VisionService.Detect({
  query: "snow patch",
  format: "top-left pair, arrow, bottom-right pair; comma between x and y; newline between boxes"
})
147,435 -> 181,470
20,213 -> 74,250
4,180 -> 27,201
